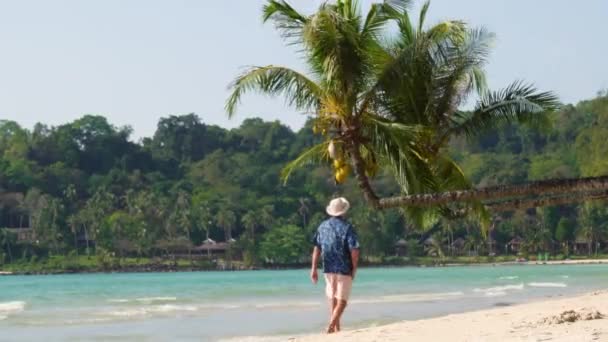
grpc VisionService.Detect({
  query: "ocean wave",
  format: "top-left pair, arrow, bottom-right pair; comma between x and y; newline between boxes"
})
64,317 -> 115,325
528,282 -> 567,288
108,297 -> 177,304
136,297 -> 177,303
352,291 -> 465,305
473,283 -> 524,296
108,299 -> 130,303
199,303 -> 241,310
107,304 -> 197,318
499,276 -> 519,280
254,302 -> 320,309
0,301 -> 26,319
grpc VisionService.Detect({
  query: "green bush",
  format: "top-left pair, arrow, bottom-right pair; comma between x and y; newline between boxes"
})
95,248 -> 117,270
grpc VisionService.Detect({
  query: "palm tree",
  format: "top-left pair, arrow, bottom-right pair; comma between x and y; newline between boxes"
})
216,209 -> 236,242
425,233 -> 445,259
241,210 -> 258,243
226,0 -> 584,217
463,233 -> 483,256
216,209 -> 237,267
297,198 -> 310,228
241,210 -> 259,265
197,205 -> 212,239
175,191 -> 192,240
0,229 -> 16,263
82,188 -> 116,254
67,215 -> 80,254
578,202 -> 608,255
258,205 -> 275,232
23,188 -> 44,232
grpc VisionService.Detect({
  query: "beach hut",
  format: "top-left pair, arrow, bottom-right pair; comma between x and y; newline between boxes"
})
450,237 -> 465,256
2,227 -> 35,242
394,239 -> 408,256
574,237 -> 592,255
194,238 -> 225,258
508,236 -> 523,254
194,238 -> 240,259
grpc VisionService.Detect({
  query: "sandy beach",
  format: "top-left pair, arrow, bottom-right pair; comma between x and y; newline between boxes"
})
235,289 -> 608,342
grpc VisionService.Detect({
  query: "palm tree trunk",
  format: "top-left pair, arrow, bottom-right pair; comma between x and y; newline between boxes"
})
347,142 -> 379,208
83,224 -> 91,255
378,176 -> 608,209
487,191 -> 608,211
205,228 -> 211,259
5,238 -> 12,263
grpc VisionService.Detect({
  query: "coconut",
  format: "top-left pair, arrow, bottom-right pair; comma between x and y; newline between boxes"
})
328,140 -> 337,159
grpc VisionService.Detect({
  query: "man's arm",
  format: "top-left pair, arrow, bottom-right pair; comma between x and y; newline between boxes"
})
310,246 -> 321,284
350,249 -> 359,280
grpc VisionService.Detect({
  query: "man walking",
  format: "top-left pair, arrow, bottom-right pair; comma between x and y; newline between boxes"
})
310,197 -> 360,334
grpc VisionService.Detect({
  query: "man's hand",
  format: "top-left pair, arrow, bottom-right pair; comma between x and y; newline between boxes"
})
310,268 -> 318,284
351,270 -> 356,281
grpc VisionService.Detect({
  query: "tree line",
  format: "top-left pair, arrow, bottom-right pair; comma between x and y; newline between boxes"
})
1,91 -> 608,266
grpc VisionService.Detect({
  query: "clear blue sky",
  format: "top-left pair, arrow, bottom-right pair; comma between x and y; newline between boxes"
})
0,0 -> 606,140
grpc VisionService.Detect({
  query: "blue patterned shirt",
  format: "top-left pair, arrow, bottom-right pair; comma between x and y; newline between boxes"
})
313,217 -> 360,275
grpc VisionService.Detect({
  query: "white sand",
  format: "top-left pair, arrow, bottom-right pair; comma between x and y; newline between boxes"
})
232,289 -> 608,342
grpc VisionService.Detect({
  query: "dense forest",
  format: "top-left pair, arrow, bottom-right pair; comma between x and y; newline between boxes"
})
1,92 -> 608,269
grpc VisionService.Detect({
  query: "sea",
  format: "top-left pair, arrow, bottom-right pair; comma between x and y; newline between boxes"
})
2,264 -> 608,341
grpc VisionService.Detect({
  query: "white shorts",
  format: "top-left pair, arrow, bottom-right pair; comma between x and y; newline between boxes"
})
324,273 -> 353,301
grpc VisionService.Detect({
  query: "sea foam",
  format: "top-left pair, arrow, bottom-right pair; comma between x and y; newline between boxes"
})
0,301 -> 26,319
473,283 -> 524,297
528,282 -> 567,288
108,297 -> 177,304
107,304 -> 197,318
352,291 -> 465,304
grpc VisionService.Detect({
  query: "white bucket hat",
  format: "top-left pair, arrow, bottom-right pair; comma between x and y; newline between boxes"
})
326,197 -> 350,217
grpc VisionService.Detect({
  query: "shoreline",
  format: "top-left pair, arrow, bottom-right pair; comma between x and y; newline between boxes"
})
237,290 -> 608,342
4,258 -> 608,276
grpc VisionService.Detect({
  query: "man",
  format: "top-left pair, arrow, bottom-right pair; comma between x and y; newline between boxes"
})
310,197 -> 360,334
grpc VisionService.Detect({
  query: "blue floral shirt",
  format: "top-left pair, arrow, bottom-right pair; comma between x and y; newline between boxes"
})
312,217 -> 360,275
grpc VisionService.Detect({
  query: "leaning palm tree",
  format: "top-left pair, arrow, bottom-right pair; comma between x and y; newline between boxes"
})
226,0 -> 561,221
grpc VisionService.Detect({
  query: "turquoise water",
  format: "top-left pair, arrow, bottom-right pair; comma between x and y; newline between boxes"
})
2,265 -> 608,341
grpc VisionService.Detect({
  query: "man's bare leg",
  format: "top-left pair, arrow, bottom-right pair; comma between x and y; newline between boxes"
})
326,300 -> 347,334
326,298 -> 338,333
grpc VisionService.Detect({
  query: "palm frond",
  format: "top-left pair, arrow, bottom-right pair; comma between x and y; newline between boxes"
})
425,20 -> 466,45
226,65 -> 322,118
402,206 -> 441,231
418,1 -> 430,32
450,81 -> 560,138
302,4 -> 373,96
384,0 -> 413,14
432,27 -> 494,123
380,1 -> 415,43
263,0 -> 309,44
363,115 -> 436,194
362,3 -> 389,39
280,141 -> 330,184
434,155 -> 471,190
